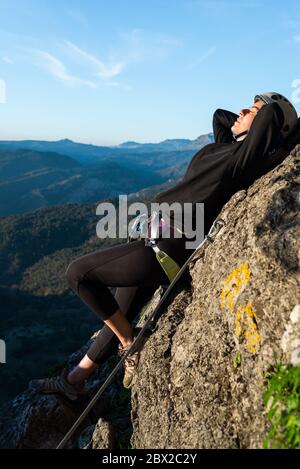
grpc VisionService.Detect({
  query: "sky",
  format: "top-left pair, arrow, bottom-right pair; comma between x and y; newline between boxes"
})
0,0 -> 300,145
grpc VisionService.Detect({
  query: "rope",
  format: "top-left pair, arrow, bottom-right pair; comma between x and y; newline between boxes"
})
56,218 -> 225,449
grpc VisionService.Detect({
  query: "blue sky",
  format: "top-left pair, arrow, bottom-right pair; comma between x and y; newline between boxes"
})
0,0 -> 300,145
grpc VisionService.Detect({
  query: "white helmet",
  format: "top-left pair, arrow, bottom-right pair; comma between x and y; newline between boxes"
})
254,92 -> 298,139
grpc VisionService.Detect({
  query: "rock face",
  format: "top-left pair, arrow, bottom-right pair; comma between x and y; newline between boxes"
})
0,338 -> 131,449
0,145 -> 299,450
131,146 -> 300,449
79,419 -> 116,449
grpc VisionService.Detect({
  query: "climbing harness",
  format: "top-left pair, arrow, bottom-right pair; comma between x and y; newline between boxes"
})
128,210 -> 184,283
56,218 -> 225,449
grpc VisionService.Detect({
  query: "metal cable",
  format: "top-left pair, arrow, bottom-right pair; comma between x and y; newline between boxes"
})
56,218 -> 225,449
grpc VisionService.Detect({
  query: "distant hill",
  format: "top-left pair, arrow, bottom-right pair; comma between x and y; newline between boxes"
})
0,148 -> 166,216
0,134 -> 214,216
116,134 -> 213,152
0,183 -> 162,403
0,198 -> 121,403
0,133 -> 214,164
0,202 -> 99,286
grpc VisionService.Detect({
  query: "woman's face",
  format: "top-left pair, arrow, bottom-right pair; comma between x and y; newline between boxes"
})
231,99 -> 265,135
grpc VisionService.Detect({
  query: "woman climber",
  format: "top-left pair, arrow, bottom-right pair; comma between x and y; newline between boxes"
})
30,92 -> 298,401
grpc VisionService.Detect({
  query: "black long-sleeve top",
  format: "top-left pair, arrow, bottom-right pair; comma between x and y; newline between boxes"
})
154,103 -> 289,237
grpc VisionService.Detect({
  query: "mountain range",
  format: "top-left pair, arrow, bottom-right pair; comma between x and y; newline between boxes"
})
0,134 -> 213,217
0,134 -> 213,161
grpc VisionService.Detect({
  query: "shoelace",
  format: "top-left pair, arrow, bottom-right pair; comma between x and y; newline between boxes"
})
118,346 -> 138,366
41,376 -> 63,391
124,357 -> 136,367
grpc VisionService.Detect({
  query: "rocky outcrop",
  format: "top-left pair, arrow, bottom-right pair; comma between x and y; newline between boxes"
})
0,337 -> 131,449
130,146 -> 300,449
0,145 -> 299,449
79,419 -> 116,449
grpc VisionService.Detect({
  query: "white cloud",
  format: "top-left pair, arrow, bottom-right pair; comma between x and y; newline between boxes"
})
24,28 -> 183,90
65,41 -> 126,80
156,37 -> 183,48
120,28 -> 183,64
188,46 -> 217,69
2,56 -> 14,64
32,49 -> 98,88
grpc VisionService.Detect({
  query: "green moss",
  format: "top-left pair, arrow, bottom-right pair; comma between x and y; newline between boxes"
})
233,351 -> 242,368
263,364 -> 300,449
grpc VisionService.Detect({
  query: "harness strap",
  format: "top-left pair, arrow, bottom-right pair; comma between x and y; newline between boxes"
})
146,211 -> 182,283
150,243 -> 181,284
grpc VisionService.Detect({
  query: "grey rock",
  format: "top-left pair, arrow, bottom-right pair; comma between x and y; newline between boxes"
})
281,304 -> 300,366
0,338 -> 121,449
131,146 -> 300,449
0,390 -> 77,449
80,419 -> 116,449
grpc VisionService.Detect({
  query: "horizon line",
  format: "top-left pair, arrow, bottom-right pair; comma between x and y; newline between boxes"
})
0,132 -> 214,148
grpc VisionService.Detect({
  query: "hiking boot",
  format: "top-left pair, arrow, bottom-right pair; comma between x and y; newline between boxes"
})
29,368 -> 86,402
117,327 -> 150,389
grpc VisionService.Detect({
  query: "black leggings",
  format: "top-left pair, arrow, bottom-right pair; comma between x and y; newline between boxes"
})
66,236 -> 191,364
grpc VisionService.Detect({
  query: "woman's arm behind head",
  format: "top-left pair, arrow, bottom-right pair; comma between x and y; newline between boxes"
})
213,108 -> 239,144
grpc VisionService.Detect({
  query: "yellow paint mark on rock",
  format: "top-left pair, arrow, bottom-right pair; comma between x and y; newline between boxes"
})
220,261 -> 251,314
220,262 -> 261,354
235,304 -> 261,354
